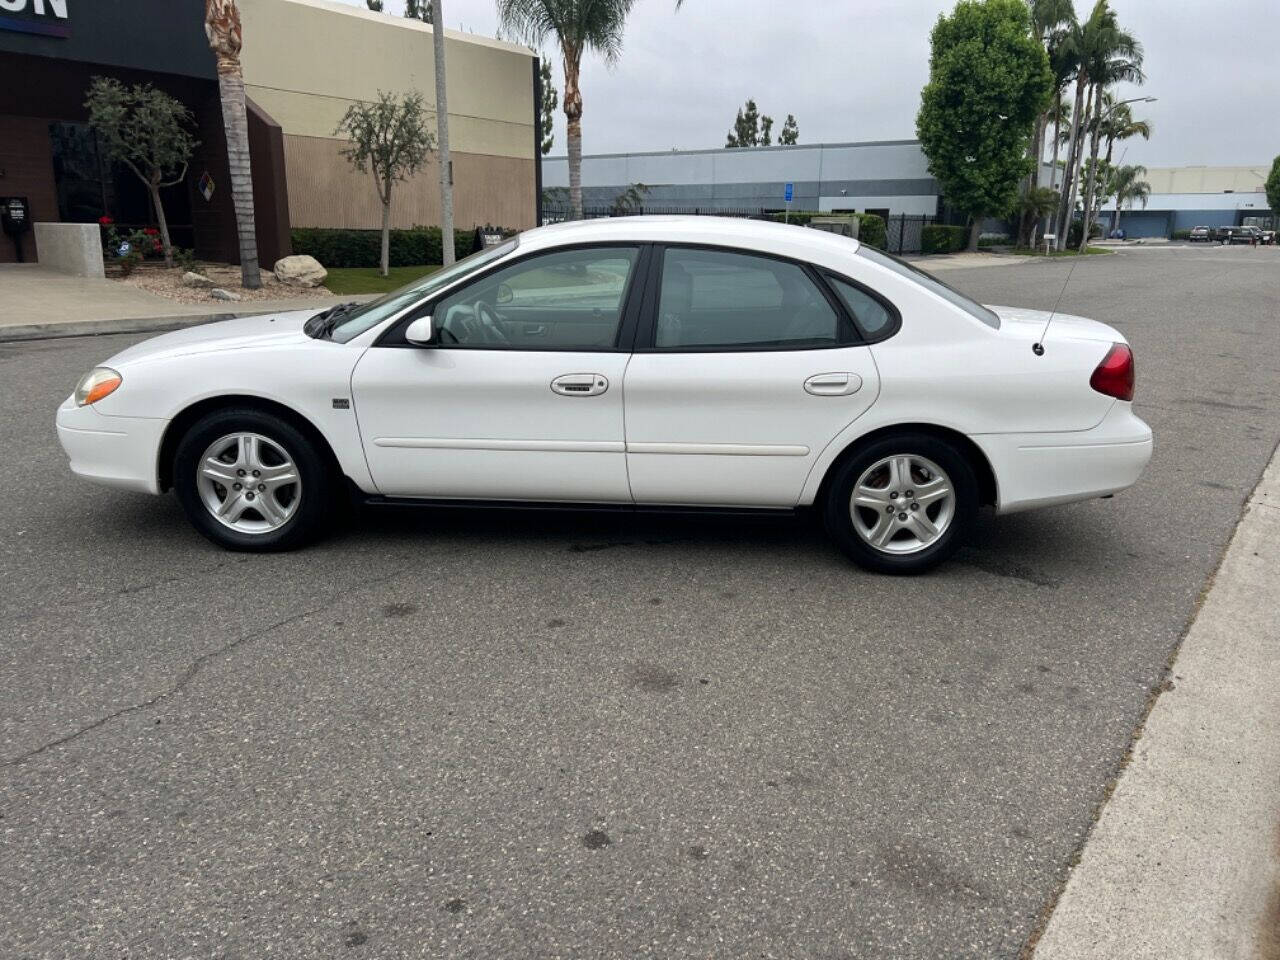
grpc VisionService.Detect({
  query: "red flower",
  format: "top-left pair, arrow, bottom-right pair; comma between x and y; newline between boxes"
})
143,227 -> 160,236
152,241 -> 163,253
98,215 -> 114,226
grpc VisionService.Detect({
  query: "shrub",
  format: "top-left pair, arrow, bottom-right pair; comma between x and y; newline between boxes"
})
857,214 -> 887,251
921,224 -> 967,254
1066,219 -> 1103,249
764,211 -> 886,250
289,226 -> 487,268
118,250 -> 144,277
1171,229 -> 1190,240
978,233 -> 1011,247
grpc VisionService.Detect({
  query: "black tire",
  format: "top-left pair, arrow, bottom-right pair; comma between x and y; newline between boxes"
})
173,407 -> 334,552
822,432 -> 978,575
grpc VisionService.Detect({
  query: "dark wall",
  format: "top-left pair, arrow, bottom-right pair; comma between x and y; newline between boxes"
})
0,0 -> 214,79
0,51 -> 291,266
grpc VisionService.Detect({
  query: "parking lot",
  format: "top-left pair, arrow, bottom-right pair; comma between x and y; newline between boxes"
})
2,244 -> 1278,958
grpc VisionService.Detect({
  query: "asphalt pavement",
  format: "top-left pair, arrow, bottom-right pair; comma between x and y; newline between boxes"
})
2,244 -> 1278,958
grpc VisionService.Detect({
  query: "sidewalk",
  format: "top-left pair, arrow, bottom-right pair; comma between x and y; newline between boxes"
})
1033,446 -> 1280,959
0,265 -> 371,342
906,251 -> 1037,270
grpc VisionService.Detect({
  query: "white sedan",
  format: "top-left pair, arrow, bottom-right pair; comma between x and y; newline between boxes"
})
56,217 -> 1152,573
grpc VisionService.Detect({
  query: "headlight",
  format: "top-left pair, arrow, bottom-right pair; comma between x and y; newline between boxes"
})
74,367 -> 123,407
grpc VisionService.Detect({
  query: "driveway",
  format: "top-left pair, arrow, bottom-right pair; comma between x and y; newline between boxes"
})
1,245 -> 1278,958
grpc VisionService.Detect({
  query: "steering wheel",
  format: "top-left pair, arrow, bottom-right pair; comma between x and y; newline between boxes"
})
474,300 -> 510,345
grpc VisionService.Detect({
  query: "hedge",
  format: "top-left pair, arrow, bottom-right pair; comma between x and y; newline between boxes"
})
921,224 -> 967,254
290,226 -> 506,269
765,211 -> 887,250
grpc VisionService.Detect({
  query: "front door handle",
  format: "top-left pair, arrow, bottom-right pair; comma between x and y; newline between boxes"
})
804,372 -> 862,396
551,373 -> 609,397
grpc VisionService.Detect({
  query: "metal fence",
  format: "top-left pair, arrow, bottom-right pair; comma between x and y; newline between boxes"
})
883,214 -> 936,255
540,205 -> 938,254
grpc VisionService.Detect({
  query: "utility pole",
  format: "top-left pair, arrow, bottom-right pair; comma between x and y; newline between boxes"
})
430,0 -> 455,265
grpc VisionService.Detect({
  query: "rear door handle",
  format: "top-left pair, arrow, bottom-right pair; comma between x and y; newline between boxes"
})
551,373 -> 609,397
804,372 -> 862,396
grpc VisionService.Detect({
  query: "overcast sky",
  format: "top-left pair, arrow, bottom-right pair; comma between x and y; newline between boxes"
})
336,0 -> 1279,170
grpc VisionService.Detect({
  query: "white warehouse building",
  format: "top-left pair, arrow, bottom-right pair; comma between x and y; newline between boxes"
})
541,140 -> 945,219
1101,166 -> 1275,238
542,145 -> 1275,243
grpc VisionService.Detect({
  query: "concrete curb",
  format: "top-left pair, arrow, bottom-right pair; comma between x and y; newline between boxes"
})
0,310 -> 263,343
1031,443 -> 1280,959
0,295 -> 377,343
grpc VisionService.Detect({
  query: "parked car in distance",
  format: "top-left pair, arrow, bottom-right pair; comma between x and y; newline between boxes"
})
1187,225 -> 1213,242
1218,225 -> 1260,244
1259,228 -> 1276,245
55,217 -> 1153,574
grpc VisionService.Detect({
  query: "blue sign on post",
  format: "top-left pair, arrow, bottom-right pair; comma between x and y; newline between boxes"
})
784,182 -> 794,203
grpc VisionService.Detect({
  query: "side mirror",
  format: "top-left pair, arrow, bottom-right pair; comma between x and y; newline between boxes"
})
405,315 -> 434,345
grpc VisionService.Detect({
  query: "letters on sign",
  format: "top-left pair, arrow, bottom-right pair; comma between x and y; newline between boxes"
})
0,0 -> 71,38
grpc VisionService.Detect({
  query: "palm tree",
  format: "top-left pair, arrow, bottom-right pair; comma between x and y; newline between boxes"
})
497,0 -> 638,221
204,0 -> 262,288
1109,163 -> 1150,235
1016,185 -> 1061,249
1048,94 -> 1071,191
1076,5 -> 1143,251
1099,94 -> 1152,164
1028,0 -> 1074,190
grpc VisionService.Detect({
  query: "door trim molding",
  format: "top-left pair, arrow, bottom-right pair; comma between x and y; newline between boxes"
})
625,442 -> 810,457
373,437 -> 626,453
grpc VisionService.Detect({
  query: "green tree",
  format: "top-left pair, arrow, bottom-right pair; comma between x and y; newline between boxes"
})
405,0 -> 431,20
611,181 -> 649,214
335,91 -> 434,277
1108,162 -> 1149,235
84,77 -> 198,269
1075,2 -> 1143,250
497,0 -> 638,222
726,98 -> 780,147
539,55 -> 558,154
1098,93 -> 1151,164
1015,184 -> 1060,247
366,0 -> 383,10
1266,156 -> 1280,230
916,0 -> 1054,250
779,114 -> 799,146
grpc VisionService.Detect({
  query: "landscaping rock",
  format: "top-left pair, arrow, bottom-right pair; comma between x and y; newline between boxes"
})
273,255 -> 327,288
210,288 -> 242,302
182,271 -> 216,288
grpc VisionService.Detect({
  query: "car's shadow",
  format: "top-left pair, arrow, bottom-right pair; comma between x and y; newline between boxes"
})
79,489 -> 1126,580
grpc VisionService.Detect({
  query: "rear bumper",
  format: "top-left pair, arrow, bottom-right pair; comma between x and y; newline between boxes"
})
973,402 -> 1153,514
55,396 -> 166,495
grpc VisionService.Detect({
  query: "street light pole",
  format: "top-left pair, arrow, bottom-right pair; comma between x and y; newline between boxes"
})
431,0 -> 455,266
1080,95 -> 1156,247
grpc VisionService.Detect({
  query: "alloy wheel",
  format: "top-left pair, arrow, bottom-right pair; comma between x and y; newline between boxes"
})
849,453 -> 955,555
196,432 -> 301,534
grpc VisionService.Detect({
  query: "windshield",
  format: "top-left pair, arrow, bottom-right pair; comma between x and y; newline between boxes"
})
856,244 -> 1000,329
328,238 -> 518,343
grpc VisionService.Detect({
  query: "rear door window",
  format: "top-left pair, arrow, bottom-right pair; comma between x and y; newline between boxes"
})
653,247 -> 841,350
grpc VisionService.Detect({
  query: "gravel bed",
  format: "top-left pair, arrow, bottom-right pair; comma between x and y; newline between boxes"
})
115,263 -> 333,304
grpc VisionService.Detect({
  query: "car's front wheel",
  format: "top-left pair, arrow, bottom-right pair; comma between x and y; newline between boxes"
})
823,433 -> 978,575
173,408 -> 333,551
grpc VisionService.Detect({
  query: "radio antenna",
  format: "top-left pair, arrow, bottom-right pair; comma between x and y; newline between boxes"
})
1033,254 -> 1081,357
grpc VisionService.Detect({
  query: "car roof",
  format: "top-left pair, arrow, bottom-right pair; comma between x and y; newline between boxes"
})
517,215 -> 863,263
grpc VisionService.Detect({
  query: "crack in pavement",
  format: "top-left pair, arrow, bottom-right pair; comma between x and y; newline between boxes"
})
2,600 -> 339,769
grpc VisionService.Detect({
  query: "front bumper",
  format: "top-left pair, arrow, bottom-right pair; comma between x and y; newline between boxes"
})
973,402 -> 1153,514
55,396 -> 167,495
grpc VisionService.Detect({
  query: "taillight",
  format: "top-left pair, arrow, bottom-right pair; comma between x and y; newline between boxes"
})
1090,342 -> 1135,401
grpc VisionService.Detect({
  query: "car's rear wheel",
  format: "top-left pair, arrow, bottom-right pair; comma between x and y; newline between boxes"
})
173,408 -> 333,551
823,433 -> 978,574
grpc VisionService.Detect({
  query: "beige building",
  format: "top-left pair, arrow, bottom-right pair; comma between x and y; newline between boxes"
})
239,0 -> 539,235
